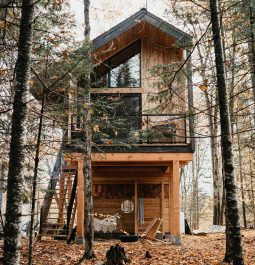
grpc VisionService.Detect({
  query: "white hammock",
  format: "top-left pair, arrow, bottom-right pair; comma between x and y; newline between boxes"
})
94,215 -> 117,233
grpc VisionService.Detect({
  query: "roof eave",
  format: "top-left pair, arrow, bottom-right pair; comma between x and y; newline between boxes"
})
92,8 -> 192,52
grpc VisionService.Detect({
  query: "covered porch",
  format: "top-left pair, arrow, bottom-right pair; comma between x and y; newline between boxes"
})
75,153 -> 192,244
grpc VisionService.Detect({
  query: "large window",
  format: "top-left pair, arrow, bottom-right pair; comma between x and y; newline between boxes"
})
92,41 -> 141,88
91,93 -> 142,143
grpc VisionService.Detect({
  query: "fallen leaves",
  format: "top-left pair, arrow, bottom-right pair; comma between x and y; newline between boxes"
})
0,230 -> 254,264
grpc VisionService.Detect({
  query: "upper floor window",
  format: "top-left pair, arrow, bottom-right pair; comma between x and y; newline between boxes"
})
92,40 -> 141,88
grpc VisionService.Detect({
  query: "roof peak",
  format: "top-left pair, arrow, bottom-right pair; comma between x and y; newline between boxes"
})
92,9 -> 192,51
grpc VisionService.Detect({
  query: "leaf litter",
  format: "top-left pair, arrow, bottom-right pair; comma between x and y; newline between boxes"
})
0,230 -> 254,264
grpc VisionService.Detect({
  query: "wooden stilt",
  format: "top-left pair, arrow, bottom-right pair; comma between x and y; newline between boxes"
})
168,166 -> 171,234
134,181 -> 138,235
161,182 -> 164,233
58,176 -> 65,224
170,160 -> 181,244
76,160 -> 84,243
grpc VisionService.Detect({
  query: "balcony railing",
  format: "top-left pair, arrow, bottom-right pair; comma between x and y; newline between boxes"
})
70,114 -> 190,146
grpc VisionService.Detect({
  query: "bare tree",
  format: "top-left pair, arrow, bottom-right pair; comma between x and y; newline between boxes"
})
209,0 -> 244,264
3,0 -> 34,264
79,0 -> 95,261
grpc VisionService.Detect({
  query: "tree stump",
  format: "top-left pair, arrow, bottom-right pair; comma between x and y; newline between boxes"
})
103,244 -> 131,265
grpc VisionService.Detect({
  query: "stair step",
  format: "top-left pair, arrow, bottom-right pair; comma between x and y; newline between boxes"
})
62,165 -> 77,171
62,171 -> 76,175
41,223 -> 65,227
53,235 -> 68,240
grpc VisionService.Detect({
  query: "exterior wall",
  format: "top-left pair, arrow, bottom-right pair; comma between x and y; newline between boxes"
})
91,21 -> 186,114
92,174 -> 170,234
72,152 -> 190,241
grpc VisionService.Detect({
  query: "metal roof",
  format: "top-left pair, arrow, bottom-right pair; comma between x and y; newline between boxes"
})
92,8 -> 192,51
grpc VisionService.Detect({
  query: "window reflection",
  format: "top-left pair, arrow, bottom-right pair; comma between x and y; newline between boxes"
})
92,41 -> 141,88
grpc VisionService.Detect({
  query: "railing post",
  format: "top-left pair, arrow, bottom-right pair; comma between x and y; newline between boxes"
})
146,115 -> 149,144
184,115 -> 187,144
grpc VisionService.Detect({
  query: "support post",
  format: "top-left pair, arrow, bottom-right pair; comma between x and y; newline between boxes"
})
168,170 -> 171,235
134,181 -> 138,235
161,183 -> 164,233
170,160 -> 181,245
76,159 -> 85,244
58,176 -> 65,224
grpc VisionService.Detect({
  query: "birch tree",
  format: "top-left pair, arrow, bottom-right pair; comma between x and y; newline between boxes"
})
3,0 -> 34,264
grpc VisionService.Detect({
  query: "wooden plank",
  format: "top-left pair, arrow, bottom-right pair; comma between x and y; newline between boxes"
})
161,183 -> 164,233
58,176 -> 65,224
92,153 -> 192,163
170,160 -> 180,236
168,167 -> 171,234
67,174 -> 72,202
76,160 -> 84,239
93,178 -> 169,184
134,181 -> 138,235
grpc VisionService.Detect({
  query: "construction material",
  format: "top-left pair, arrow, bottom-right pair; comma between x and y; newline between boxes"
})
141,218 -> 163,240
206,225 -> 226,233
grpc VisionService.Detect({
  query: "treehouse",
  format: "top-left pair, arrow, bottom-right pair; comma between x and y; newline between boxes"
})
39,9 -> 194,245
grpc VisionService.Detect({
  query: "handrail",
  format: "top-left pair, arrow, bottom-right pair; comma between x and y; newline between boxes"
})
69,113 -> 190,145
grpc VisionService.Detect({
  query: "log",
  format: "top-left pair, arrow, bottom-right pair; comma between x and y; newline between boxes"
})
103,244 -> 131,265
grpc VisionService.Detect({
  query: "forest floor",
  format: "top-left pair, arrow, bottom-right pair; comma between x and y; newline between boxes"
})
1,230 -> 255,264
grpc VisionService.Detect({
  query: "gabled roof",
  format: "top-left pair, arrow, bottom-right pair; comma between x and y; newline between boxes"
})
92,8 -> 192,51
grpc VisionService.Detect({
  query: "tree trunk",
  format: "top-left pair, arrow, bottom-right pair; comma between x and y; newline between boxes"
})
209,0 -> 245,264
236,121 -> 247,229
249,147 -> 255,228
248,3 -> 255,115
28,96 -> 45,265
204,88 -> 221,225
83,0 -> 94,259
3,1 -> 34,264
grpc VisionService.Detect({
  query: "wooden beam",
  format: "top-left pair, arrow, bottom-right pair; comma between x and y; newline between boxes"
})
161,183 -> 164,233
93,178 -> 169,184
58,176 -> 65,224
92,153 -> 192,163
134,181 -> 138,235
168,170 -> 171,234
76,160 -> 84,243
170,160 -> 181,243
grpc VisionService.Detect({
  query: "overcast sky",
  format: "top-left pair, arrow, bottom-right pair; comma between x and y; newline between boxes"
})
69,0 -> 170,40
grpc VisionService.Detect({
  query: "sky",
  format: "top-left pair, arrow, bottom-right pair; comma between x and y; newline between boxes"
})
69,0 -> 170,40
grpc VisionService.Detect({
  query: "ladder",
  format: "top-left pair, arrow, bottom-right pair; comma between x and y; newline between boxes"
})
39,161 -> 78,240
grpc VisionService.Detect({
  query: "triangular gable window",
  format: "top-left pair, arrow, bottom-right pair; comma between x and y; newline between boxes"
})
92,40 -> 141,88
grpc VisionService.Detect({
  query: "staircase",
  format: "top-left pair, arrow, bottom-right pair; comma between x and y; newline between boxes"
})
39,161 -> 78,240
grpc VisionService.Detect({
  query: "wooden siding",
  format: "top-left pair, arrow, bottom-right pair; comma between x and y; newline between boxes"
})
91,21 -> 186,116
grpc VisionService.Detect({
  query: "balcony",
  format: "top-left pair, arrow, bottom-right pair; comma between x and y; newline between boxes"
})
66,114 -> 194,153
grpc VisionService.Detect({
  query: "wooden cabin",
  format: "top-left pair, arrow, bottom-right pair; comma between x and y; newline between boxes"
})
40,9 -> 194,245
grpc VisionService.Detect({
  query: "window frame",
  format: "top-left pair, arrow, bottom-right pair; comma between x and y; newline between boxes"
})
92,40 -> 142,89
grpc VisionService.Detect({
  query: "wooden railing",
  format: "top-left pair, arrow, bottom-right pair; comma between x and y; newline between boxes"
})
68,114 -> 191,146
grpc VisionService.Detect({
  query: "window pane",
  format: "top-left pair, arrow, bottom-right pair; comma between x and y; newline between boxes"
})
91,93 -> 142,143
92,41 -> 141,88
109,53 -> 140,87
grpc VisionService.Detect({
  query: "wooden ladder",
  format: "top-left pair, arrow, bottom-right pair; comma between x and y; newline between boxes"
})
39,161 -> 78,239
